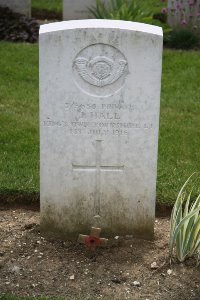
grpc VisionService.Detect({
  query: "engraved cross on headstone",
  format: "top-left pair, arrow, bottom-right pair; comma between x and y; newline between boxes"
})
72,140 -> 124,215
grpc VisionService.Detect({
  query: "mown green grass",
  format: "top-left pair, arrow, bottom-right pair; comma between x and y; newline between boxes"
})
0,43 -> 39,197
32,0 -> 62,13
0,42 -> 200,205
158,50 -> 200,202
31,0 -> 163,14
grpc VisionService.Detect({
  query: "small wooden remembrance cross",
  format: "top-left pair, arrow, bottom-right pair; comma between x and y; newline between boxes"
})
78,227 -> 108,249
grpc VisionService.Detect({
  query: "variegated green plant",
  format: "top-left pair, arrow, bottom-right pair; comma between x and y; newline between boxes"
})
169,173 -> 200,263
89,0 -> 172,38
89,0 -> 152,22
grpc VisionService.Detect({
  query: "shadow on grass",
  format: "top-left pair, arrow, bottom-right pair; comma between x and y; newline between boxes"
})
32,8 -> 62,20
156,202 -> 172,217
0,190 -> 39,210
0,190 -> 172,216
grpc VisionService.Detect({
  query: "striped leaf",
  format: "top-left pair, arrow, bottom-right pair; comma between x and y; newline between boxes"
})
169,173 -> 200,263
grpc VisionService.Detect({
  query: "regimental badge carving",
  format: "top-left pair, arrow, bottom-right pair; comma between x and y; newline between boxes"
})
73,43 -> 128,97
74,56 -> 127,88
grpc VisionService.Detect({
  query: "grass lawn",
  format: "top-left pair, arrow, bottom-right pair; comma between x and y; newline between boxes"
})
32,0 -> 62,13
0,43 -> 39,199
0,42 -> 200,205
31,0 -> 164,14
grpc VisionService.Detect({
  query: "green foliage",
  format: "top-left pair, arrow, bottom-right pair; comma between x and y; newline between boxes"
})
32,0 -> 62,13
157,49 -> 200,204
169,174 -> 200,263
0,42 -> 39,197
89,0 -> 172,41
166,29 -> 200,50
89,0 -> 151,22
153,12 -> 167,24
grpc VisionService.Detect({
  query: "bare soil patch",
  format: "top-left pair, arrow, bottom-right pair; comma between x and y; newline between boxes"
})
0,207 -> 199,299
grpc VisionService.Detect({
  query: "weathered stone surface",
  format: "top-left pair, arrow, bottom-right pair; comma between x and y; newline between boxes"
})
63,0 -> 108,20
0,0 -> 31,17
39,20 -> 163,240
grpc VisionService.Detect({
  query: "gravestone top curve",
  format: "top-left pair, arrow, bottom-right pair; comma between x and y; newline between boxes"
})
40,19 -> 163,36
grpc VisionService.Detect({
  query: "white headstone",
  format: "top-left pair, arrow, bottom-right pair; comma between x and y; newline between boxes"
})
39,20 -> 163,240
168,0 -> 200,30
63,0 -> 108,20
0,0 -> 31,17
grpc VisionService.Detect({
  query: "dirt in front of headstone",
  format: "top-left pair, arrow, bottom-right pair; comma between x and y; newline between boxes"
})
0,207 -> 199,300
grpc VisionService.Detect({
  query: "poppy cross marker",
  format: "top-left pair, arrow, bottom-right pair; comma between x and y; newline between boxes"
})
78,227 -> 108,250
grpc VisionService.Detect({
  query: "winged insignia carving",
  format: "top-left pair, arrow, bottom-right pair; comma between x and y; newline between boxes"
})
74,56 -> 127,87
